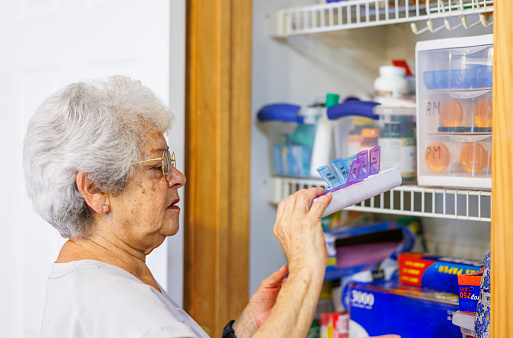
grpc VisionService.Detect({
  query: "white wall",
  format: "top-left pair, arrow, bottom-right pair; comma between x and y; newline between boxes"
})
250,3 -> 493,294
0,1 -> 185,336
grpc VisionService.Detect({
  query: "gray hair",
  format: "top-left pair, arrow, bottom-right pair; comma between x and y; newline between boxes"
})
23,75 -> 173,238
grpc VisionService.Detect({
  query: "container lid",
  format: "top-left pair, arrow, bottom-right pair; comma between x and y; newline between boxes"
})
379,65 -> 406,77
452,311 -> 475,330
373,106 -> 416,116
362,128 -> 380,138
325,93 -> 340,108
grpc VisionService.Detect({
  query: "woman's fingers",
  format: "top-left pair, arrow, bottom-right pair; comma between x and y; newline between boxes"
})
309,192 -> 332,218
281,192 -> 297,216
294,187 -> 326,213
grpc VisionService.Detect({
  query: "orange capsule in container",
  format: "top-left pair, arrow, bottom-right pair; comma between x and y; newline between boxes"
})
425,142 -> 451,172
440,99 -> 463,127
460,142 -> 488,174
473,97 -> 492,128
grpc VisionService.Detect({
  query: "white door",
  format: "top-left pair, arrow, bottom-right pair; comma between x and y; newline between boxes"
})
0,1 -> 185,336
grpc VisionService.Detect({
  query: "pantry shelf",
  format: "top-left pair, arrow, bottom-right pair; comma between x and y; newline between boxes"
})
272,0 -> 494,37
266,176 -> 491,221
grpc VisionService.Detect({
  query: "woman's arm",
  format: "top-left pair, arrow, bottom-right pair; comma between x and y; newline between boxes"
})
233,187 -> 332,337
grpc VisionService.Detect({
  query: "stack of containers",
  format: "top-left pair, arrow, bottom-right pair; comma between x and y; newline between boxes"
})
416,34 -> 493,189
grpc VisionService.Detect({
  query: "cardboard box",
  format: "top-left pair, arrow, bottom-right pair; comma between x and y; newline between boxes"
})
457,272 -> 482,314
398,252 -> 483,294
349,281 -> 461,338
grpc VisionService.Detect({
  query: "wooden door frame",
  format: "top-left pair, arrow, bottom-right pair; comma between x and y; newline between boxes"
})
184,0 -> 252,336
491,1 -> 512,336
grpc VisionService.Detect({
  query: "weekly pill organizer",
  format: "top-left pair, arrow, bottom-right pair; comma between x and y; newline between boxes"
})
313,147 -> 402,217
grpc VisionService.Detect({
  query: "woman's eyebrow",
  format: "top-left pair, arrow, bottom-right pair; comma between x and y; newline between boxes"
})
149,147 -> 168,155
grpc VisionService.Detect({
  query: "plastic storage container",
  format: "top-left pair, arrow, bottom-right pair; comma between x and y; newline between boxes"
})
332,103 -> 416,183
258,100 -> 380,178
258,103 -> 324,177
416,34 -> 493,189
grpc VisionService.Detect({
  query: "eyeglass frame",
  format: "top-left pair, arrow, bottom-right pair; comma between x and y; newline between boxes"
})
132,148 -> 176,183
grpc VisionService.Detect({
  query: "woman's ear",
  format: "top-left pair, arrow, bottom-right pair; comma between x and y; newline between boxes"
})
76,171 -> 107,215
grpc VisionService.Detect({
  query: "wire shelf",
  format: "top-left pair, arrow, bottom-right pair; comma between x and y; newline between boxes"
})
266,176 -> 491,222
273,0 -> 494,37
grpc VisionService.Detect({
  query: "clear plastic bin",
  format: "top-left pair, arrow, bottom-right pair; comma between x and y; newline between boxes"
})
420,135 -> 491,189
416,34 -> 493,189
333,105 -> 417,183
266,120 -> 319,177
259,101 -> 381,178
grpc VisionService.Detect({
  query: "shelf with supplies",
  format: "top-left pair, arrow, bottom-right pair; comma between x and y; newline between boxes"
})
272,0 -> 494,37
265,175 -> 491,222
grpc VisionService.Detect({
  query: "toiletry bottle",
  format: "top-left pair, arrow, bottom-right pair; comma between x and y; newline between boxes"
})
310,93 -> 339,177
374,65 -> 409,104
378,114 -> 417,183
360,128 -> 380,152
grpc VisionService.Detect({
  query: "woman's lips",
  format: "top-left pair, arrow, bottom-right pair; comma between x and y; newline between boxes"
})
168,199 -> 180,210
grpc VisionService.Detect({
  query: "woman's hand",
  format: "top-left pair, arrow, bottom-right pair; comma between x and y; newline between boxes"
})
234,188 -> 332,338
232,265 -> 288,337
273,187 -> 332,274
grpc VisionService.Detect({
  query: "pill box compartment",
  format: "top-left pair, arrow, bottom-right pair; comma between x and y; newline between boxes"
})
418,37 -> 493,91
419,90 -> 492,134
420,134 -> 491,189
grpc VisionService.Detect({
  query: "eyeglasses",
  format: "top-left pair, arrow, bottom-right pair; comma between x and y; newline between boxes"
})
133,149 -> 176,183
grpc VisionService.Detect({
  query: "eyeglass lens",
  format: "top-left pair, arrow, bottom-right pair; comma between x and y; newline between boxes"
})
163,150 -> 171,180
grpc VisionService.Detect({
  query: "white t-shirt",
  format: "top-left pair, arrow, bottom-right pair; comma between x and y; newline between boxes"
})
40,259 -> 210,338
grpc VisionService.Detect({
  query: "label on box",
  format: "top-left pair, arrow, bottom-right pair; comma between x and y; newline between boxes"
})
459,285 -> 480,314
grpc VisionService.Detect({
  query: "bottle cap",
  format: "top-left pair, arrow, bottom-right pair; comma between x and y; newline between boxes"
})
379,65 -> 406,77
325,93 -> 340,108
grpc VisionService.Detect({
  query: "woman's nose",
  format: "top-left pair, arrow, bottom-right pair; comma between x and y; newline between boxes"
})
168,166 -> 186,189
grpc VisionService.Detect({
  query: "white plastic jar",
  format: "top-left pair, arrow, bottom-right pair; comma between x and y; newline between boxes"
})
374,65 -> 408,104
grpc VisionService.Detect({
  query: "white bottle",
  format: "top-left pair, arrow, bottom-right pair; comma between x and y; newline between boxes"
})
309,114 -> 333,177
374,65 -> 408,104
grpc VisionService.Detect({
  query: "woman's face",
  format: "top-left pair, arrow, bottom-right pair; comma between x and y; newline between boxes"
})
108,129 -> 186,255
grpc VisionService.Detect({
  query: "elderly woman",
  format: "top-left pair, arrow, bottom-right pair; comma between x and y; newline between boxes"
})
23,76 -> 332,338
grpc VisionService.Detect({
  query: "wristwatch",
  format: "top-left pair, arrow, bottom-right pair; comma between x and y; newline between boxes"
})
221,320 -> 237,338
